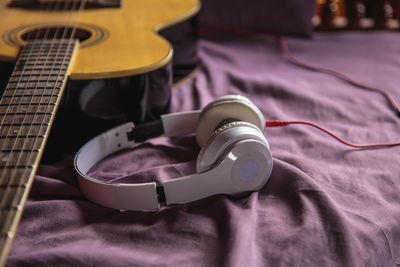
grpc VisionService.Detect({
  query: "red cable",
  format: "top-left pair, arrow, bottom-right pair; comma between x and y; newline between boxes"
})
265,120 -> 400,148
199,25 -> 400,148
276,36 -> 400,115
199,25 -> 400,116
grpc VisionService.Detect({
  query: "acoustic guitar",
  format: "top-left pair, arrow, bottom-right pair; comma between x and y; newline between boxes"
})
0,0 -> 200,265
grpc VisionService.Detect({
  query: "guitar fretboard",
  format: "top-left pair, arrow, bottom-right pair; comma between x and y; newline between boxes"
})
0,38 -> 77,264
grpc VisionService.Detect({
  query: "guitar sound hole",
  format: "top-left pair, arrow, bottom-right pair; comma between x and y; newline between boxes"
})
21,27 -> 91,42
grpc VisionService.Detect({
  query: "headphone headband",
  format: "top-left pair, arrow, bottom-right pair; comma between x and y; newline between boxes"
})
74,95 -> 273,211
74,111 -> 202,210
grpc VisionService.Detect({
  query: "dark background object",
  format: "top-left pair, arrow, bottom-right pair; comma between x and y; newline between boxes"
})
198,0 -> 316,37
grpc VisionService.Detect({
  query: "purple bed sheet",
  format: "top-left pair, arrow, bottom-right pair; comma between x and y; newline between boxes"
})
7,31 -> 400,266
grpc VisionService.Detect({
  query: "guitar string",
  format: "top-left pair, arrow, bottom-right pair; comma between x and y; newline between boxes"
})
0,0 -> 71,235
7,0 -> 88,217
0,0 -> 62,223
0,0 -> 85,237
0,0 -> 54,156
0,0 -> 85,235
4,0 -> 84,215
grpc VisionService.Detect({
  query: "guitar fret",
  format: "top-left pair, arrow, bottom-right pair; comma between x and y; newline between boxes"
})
13,70 -> 65,76
0,136 -> 44,151
9,76 -> 63,82
20,51 -> 66,57
0,122 -> 49,127
17,57 -> 71,63
7,81 -> 64,88
6,85 -> 63,91
0,96 -> 59,105
22,46 -> 74,53
1,206 -> 22,213
0,105 -> 55,114
0,112 -> 53,116
16,61 -> 69,68
0,125 -> 48,137
0,103 -> 56,106
0,150 -> 39,166
0,233 -> 11,239
23,41 -> 74,45
6,85 -> 63,90
0,184 -> 27,189
0,114 -> 52,125
19,46 -> 72,52
0,125 -> 47,139
0,134 -> 45,138
0,183 -> 30,198
18,54 -> 70,59
0,188 -> 26,214
3,89 -> 60,97
0,134 -> 45,139
18,52 -> 71,58
22,44 -> 74,48
1,208 -> 19,230
0,168 -> 32,184
0,136 -> 45,139
0,149 -> 41,153
15,65 -> 68,72
22,43 -> 73,48
2,93 -> 56,98
19,52 -> 68,57
0,165 -> 35,169
17,59 -> 70,65
17,56 -> 70,62
14,67 -> 68,72
3,86 -> 60,93
10,74 -> 64,79
16,60 -> 71,65
23,43 -> 74,49
19,52 -> 72,57
16,60 -> 69,66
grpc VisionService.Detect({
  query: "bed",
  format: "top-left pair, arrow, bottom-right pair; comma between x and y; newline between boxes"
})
6,0 -> 400,266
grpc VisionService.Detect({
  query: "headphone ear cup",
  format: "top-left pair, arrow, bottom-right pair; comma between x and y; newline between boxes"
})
163,136 -> 273,205
196,95 -> 265,147
196,121 -> 270,173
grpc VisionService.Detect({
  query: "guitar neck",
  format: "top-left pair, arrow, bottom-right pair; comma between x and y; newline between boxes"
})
0,38 -> 77,265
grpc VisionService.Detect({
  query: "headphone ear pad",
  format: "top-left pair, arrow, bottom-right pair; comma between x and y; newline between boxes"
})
196,121 -> 270,173
196,95 -> 265,147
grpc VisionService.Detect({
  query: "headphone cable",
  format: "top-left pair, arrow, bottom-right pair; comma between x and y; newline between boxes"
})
265,120 -> 400,148
198,25 -> 400,148
199,25 -> 400,117
276,36 -> 400,117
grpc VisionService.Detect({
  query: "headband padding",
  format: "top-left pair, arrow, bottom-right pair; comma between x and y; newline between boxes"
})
196,95 -> 265,147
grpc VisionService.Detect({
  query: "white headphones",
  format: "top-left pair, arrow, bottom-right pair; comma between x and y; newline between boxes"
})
74,95 -> 273,210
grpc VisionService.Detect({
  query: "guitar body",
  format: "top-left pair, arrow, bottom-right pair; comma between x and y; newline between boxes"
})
0,0 -> 200,157
0,0 -> 200,265
0,0 -> 200,78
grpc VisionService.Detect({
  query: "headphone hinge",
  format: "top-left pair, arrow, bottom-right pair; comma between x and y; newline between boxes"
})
127,120 -> 164,142
156,185 -> 166,203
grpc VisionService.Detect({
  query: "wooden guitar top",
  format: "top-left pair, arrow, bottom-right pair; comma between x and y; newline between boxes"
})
0,0 -> 200,79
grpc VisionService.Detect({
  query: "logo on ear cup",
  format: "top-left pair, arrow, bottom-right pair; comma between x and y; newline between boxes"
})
239,160 -> 259,182
230,140 -> 273,191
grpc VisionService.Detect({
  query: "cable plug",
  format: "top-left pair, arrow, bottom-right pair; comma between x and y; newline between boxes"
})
265,120 -> 290,127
